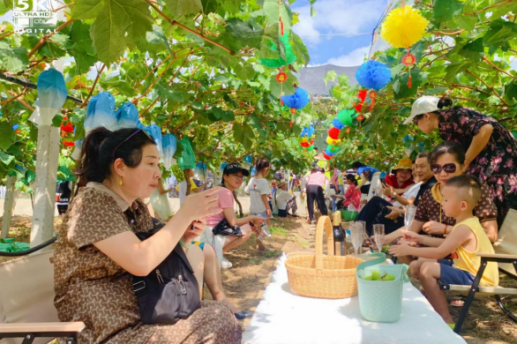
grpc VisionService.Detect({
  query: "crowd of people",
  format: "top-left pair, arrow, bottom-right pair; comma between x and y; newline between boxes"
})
50,96 -> 516,343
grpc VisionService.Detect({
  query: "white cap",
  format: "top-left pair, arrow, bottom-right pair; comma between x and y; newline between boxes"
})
404,96 -> 440,124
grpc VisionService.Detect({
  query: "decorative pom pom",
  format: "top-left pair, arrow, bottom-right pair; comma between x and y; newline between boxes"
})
332,118 -> 346,130
355,60 -> 391,90
281,87 -> 310,110
326,136 -> 341,145
381,6 -> 428,48
323,152 -> 332,160
327,144 -> 339,154
337,109 -> 357,126
328,127 -> 341,139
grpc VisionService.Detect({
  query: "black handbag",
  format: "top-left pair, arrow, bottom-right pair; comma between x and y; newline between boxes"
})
212,218 -> 243,237
132,218 -> 200,324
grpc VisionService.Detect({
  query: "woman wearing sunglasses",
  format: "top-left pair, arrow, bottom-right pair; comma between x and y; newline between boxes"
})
404,96 -> 516,226
384,142 -> 498,249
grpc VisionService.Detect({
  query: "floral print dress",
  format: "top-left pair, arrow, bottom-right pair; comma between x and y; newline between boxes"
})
439,107 -> 517,225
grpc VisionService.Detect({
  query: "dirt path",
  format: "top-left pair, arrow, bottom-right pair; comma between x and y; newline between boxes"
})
1,215 -> 515,343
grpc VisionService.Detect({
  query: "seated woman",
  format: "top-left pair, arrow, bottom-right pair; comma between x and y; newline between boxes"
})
54,127 -> 241,344
384,142 -> 499,263
383,157 -> 415,198
356,155 -> 424,236
202,163 -> 265,269
332,174 -> 361,211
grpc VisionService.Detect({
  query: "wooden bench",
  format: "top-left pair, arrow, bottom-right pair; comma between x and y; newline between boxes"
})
0,239 -> 85,344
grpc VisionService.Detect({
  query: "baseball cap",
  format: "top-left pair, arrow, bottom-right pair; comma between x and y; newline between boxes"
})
404,96 -> 440,124
223,163 -> 250,176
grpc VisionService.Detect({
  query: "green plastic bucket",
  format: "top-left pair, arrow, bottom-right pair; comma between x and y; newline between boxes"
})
341,210 -> 359,222
356,253 -> 409,323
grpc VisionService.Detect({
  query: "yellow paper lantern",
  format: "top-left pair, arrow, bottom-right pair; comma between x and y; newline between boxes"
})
301,137 -> 308,143
380,6 -> 428,48
326,136 -> 341,145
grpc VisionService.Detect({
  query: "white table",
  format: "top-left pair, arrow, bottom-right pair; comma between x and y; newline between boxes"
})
243,254 -> 466,344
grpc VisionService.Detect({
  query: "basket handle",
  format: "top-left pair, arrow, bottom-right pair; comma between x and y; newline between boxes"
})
315,216 -> 334,271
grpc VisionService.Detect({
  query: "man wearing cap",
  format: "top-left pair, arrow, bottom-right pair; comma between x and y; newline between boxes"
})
404,95 -> 516,226
273,179 -> 298,217
383,157 -> 415,200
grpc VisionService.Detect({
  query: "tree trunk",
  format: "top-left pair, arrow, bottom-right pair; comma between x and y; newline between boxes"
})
1,175 -> 17,238
30,125 -> 60,248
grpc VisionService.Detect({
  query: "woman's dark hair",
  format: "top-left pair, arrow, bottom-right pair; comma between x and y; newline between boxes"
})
255,158 -> 270,175
221,171 -> 243,217
352,161 -> 365,169
76,127 -> 156,187
437,97 -> 453,110
346,174 -> 358,186
430,142 -> 465,165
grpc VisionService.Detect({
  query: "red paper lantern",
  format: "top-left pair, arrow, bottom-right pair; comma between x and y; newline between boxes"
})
276,72 -> 288,83
402,53 -> 416,66
323,153 -> 332,160
63,141 -> 75,147
357,90 -> 367,103
328,127 -> 340,139
60,123 -> 74,133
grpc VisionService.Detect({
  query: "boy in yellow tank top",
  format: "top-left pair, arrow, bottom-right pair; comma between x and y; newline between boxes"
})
389,175 -> 498,326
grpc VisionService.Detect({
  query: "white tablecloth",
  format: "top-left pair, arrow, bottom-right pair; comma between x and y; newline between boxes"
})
243,254 -> 466,344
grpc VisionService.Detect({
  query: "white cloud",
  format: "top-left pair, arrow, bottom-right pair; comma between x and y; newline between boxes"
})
326,46 -> 370,66
292,0 -> 384,44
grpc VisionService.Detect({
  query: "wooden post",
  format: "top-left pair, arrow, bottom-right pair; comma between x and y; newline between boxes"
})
1,175 -> 17,238
30,125 -> 60,247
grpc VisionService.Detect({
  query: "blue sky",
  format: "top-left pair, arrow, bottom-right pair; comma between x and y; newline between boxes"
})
291,0 -> 390,66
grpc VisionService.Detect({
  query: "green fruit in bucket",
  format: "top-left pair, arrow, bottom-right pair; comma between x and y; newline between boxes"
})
371,270 -> 381,281
382,273 -> 395,281
364,275 -> 373,280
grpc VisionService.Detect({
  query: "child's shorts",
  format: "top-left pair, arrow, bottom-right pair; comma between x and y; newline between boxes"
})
438,259 -> 475,285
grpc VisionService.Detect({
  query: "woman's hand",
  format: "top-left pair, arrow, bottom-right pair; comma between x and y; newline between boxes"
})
389,242 -> 411,257
178,187 -> 222,222
383,185 -> 394,197
422,221 -> 445,235
385,206 -> 401,220
182,218 -> 206,243
403,231 -> 421,244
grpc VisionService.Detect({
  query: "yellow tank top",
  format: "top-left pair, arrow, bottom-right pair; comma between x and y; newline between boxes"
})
452,217 -> 499,287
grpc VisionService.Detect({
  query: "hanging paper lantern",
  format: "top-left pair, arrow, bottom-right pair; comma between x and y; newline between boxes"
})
323,152 -> 332,160
281,87 -> 310,112
337,109 -> 357,126
162,133 -> 177,170
300,139 -> 314,148
63,141 -> 75,147
250,167 -> 257,176
328,127 -> 341,140
29,68 -> 67,127
84,92 -> 117,134
144,124 -> 163,157
327,144 -> 339,155
300,125 -> 315,138
115,102 -> 144,130
304,144 -> 315,152
403,134 -> 414,143
402,53 -> 417,66
381,6 -> 428,49
259,34 -> 297,68
355,60 -> 391,90
12,124 -> 19,130
332,118 -> 346,130
326,136 -> 341,145
244,155 -> 253,165
60,123 -> 74,133
276,72 -> 288,83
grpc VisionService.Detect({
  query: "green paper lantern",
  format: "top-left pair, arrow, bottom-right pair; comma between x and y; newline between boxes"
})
337,109 -> 358,126
327,144 -> 339,154
259,34 -> 297,68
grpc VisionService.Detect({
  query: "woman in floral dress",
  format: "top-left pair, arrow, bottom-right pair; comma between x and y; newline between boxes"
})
405,96 -> 517,226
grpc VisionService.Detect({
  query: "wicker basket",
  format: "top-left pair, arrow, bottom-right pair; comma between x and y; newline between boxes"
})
285,216 -> 363,299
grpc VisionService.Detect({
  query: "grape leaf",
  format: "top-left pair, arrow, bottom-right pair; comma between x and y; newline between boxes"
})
455,16 -> 477,31
259,0 -> 293,33
444,61 -> 471,83
0,122 -> 15,150
72,0 -> 106,20
458,38 -> 484,62
164,0 -> 203,17
68,21 -> 98,74
0,41 -> 29,73
0,151 -> 14,166
433,0 -> 464,23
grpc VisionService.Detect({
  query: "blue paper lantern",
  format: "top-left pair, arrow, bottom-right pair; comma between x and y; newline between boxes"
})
162,133 -> 177,170
324,149 -> 335,157
244,155 -> 253,165
250,167 -> 257,176
403,134 -> 414,143
300,125 -> 315,137
29,68 -> 67,126
144,124 -> 163,157
332,118 -> 346,130
115,102 -> 143,130
281,87 -> 310,111
84,92 -> 117,133
194,162 -> 208,181
355,60 -> 391,90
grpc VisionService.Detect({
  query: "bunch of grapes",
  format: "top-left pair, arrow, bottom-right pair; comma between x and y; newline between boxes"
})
172,164 -> 185,182
193,126 -> 209,150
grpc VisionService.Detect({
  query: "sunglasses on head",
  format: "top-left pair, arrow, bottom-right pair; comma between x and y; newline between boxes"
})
431,163 -> 457,174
